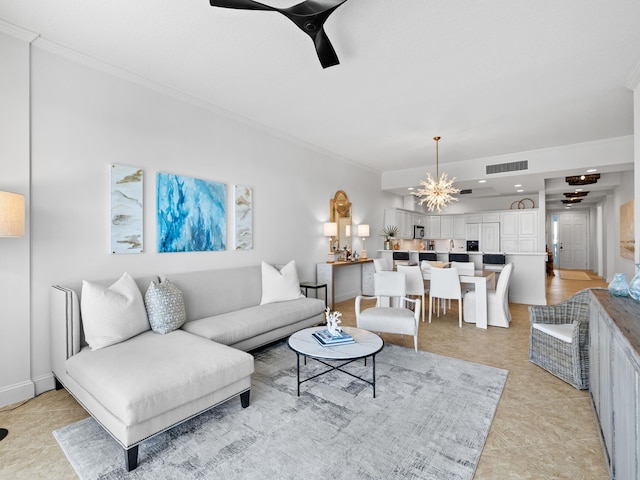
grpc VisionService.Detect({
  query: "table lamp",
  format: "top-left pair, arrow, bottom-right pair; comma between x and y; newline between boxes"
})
358,224 -> 370,259
0,191 -> 26,442
323,222 -> 337,263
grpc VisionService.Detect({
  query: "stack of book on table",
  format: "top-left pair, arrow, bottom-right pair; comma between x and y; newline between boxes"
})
312,329 -> 355,346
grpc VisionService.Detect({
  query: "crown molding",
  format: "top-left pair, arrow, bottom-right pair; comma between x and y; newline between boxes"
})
30,37 -> 375,174
0,19 -> 39,43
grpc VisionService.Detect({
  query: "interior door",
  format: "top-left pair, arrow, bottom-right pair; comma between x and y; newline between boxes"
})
557,211 -> 588,269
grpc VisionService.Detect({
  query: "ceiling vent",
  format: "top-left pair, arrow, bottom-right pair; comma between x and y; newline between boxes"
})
460,189 -> 473,195
486,160 -> 529,175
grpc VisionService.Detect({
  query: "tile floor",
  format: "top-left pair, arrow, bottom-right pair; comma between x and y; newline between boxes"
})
0,269 -> 610,479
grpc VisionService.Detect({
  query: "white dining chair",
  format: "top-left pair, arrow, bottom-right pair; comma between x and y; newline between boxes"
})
355,271 -> 420,351
396,265 -> 429,322
464,262 -> 514,327
450,261 -> 475,276
428,267 -> 463,328
373,257 -> 393,272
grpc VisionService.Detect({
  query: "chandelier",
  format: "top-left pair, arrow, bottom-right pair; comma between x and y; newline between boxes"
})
414,136 -> 460,212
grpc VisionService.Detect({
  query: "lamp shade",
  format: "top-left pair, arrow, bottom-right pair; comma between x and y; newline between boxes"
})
0,191 -> 25,237
357,224 -> 370,237
323,222 -> 337,237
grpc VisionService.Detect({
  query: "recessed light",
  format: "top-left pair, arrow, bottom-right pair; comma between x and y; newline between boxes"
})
478,180 -> 486,184
517,189 -> 524,193
586,168 -> 598,173
514,184 -> 522,188
575,188 -> 583,192
408,187 -> 414,191
565,206 -> 571,209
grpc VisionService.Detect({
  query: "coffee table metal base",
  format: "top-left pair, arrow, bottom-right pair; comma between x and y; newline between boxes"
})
294,353 -> 378,398
288,326 -> 384,398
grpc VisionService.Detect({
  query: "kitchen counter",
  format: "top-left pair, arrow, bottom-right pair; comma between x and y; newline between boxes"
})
377,250 -> 546,305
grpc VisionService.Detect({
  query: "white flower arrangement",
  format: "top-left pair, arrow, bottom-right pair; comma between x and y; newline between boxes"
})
325,307 -> 343,336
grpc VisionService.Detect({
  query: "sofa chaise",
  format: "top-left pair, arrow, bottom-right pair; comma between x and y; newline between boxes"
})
50,263 -> 324,471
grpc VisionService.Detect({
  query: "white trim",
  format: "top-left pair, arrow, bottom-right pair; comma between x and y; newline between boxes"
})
31,38 -> 377,174
33,373 -> 56,396
0,19 -> 39,43
0,380 -> 35,408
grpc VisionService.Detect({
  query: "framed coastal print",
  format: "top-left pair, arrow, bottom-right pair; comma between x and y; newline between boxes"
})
156,172 -> 226,252
110,164 -> 143,254
233,185 -> 253,250
620,200 -> 634,260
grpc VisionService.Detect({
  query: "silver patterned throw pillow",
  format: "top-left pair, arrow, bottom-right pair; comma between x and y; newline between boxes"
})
144,279 -> 186,334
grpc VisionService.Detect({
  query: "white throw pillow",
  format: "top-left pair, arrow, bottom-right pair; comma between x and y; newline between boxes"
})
144,279 -> 186,334
81,272 -> 150,350
260,260 -> 305,305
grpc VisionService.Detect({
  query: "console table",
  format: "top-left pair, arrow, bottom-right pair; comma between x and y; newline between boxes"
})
589,288 -> 640,479
316,259 -> 374,310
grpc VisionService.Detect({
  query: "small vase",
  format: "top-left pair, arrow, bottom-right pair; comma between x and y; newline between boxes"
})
629,265 -> 640,302
608,273 -> 630,297
384,240 -> 391,250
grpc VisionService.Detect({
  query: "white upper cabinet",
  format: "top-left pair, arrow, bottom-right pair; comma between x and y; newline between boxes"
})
499,209 -> 538,252
453,215 -> 466,239
440,215 -> 454,239
428,216 -> 441,239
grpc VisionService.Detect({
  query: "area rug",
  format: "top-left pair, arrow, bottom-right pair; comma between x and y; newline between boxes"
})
53,341 -> 508,480
558,270 -> 591,280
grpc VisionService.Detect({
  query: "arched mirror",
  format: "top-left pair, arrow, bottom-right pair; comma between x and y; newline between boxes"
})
330,190 -> 352,251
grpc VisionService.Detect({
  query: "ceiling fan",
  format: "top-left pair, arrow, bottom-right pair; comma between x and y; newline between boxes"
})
208,0 -> 349,68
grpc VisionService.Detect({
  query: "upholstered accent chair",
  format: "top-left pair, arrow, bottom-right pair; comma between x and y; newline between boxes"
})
528,289 -> 591,389
355,271 -> 420,351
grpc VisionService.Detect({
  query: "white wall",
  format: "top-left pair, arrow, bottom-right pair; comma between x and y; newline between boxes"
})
0,29 -> 35,406
0,32 -> 396,406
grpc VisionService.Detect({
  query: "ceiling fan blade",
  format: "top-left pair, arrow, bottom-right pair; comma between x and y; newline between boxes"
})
283,0 -> 347,16
209,0 -> 273,11
207,0 -> 348,68
312,27 -> 340,68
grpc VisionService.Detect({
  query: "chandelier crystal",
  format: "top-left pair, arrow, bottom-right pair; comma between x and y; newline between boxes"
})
414,136 -> 460,212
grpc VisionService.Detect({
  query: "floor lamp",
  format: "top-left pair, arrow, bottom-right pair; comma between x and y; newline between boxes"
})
0,191 -> 26,442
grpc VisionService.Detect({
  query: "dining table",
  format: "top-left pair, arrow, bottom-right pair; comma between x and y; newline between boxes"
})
422,268 -> 496,329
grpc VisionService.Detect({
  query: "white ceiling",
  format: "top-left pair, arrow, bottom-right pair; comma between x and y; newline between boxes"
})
1,0 -> 639,210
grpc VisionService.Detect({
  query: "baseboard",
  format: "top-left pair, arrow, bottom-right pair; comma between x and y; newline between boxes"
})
33,373 -> 56,396
0,380 -> 35,408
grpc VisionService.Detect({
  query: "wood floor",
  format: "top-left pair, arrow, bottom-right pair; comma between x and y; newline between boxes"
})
0,269 -> 610,479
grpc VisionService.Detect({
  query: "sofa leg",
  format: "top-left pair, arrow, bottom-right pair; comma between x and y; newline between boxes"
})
54,377 -> 64,391
125,445 -> 139,471
240,390 -> 250,408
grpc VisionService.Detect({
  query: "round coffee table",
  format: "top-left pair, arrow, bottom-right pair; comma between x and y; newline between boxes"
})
288,326 -> 384,398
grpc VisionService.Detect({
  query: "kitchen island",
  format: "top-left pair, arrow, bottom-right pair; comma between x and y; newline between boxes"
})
378,250 -> 546,305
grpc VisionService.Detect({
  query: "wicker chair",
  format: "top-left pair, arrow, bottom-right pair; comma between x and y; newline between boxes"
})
528,289 -> 591,390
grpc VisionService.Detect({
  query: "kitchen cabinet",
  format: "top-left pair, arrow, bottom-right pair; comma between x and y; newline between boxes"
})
440,215 -> 453,239
466,223 -> 479,241
427,216 -> 441,239
481,222 -> 500,252
453,215 -> 466,239
384,208 -> 414,239
440,215 -> 465,239
499,210 -> 538,253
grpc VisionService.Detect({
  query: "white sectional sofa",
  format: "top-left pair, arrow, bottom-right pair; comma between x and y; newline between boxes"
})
50,263 -> 324,471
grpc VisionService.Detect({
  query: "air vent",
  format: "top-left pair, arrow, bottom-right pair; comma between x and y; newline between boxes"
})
460,189 -> 473,195
486,160 -> 528,175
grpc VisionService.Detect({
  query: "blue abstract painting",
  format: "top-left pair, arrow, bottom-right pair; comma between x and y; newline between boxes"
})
156,173 -> 226,252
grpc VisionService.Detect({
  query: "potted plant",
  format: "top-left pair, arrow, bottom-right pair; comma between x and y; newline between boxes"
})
381,225 -> 399,250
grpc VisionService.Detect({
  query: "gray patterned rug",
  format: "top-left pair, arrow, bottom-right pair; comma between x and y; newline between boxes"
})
53,341 -> 508,480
